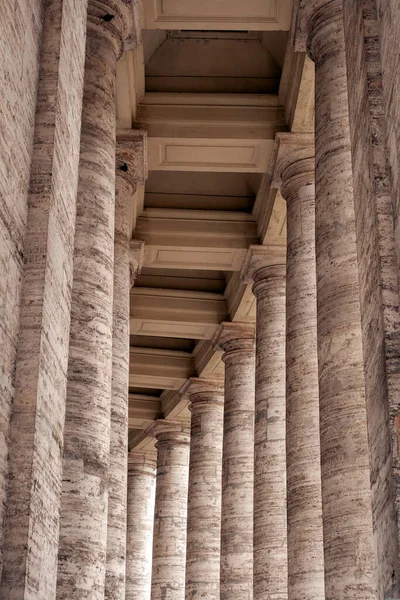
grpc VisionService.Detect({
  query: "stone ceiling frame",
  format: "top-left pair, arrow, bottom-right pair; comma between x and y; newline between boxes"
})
121,0 -> 315,447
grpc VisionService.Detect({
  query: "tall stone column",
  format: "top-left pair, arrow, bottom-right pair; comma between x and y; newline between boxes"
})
0,1 -> 88,597
126,452 -> 157,600
56,3 -> 134,599
242,247 -> 287,600
150,421 -> 190,600
182,378 -> 224,600
105,134 -> 146,600
213,322 -> 255,600
272,134 -> 324,600
296,1 -> 378,598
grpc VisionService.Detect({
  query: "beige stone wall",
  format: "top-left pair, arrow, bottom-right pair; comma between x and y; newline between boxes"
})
343,2 -> 400,596
0,0 -> 43,574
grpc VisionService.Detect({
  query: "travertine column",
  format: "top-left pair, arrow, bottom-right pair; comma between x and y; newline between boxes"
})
126,452 -> 157,600
56,3 -> 134,599
0,1 -> 88,596
105,134 -> 146,600
242,247 -> 287,600
213,322 -> 255,600
272,134 -> 324,600
150,421 -> 190,600
297,1 -> 377,598
183,378 -> 224,600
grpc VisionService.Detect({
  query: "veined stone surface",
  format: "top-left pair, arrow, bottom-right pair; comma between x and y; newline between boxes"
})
0,0 -> 43,578
299,1 -> 378,598
126,453 -> 157,600
183,378 -> 224,600
105,139 -> 145,600
56,2 -> 134,598
0,0 -> 88,597
342,1 -> 400,595
251,265 -> 287,600
213,322 -> 255,600
150,421 -> 190,600
273,134 -> 324,600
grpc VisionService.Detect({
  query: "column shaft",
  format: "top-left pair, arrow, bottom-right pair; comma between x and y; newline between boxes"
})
151,425 -> 190,600
252,266 -> 287,600
126,454 -> 157,600
56,3 -> 132,598
0,0 -> 41,570
307,1 -> 377,597
215,323 -> 255,600
104,154 -> 137,600
184,380 -> 224,600
0,1 -> 88,597
278,143 -> 324,600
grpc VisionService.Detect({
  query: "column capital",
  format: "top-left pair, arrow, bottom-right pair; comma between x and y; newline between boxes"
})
87,0 -> 138,58
294,0 -> 343,62
116,130 -> 148,189
130,239 -> 144,287
270,133 -> 315,202
213,322 -> 255,361
147,420 -> 190,446
252,265 -> 286,300
241,245 -> 286,285
128,452 -> 157,475
181,377 -> 224,409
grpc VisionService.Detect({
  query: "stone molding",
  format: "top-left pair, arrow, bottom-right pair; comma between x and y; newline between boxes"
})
142,0 -> 293,31
241,244 -> 286,284
147,419 -> 191,445
88,0 -> 136,58
117,129 -> 148,185
279,42 -> 314,132
213,321 -> 255,360
181,377 -> 224,408
128,451 -> 157,473
252,264 -> 286,301
269,132 -> 315,201
123,0 -> 141,50
294,0 -> 342,60
133,208 -> 258,272
129,239 -> 144,286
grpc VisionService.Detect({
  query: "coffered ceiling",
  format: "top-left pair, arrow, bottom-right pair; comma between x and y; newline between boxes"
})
115,0 -> 315,450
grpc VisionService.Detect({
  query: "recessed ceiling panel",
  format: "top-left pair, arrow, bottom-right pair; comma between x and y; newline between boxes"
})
143,0 -> 293,30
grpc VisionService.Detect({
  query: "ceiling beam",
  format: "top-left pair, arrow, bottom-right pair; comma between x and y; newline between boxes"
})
135,99 -> 285,140
129,347 -> 196,390
133,208 -> 259,271
130,288 -> 229,340
128,394 -> 162,429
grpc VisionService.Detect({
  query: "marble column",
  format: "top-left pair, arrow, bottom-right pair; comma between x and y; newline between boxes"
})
183,378 -> 224,600
242,247 -> 287,600
272,134 -> 324,600
213,322 -> 255,600
0,1 -> 88,597
126,452 -> 157,600
105,135 -> 146,600
297,1 -> 377,598
56,3 -> 134,599
150,421 -> 190,600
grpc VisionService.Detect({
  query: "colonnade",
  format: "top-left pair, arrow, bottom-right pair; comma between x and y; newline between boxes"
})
0,0 -> 399,599
125,2 -> 399,599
